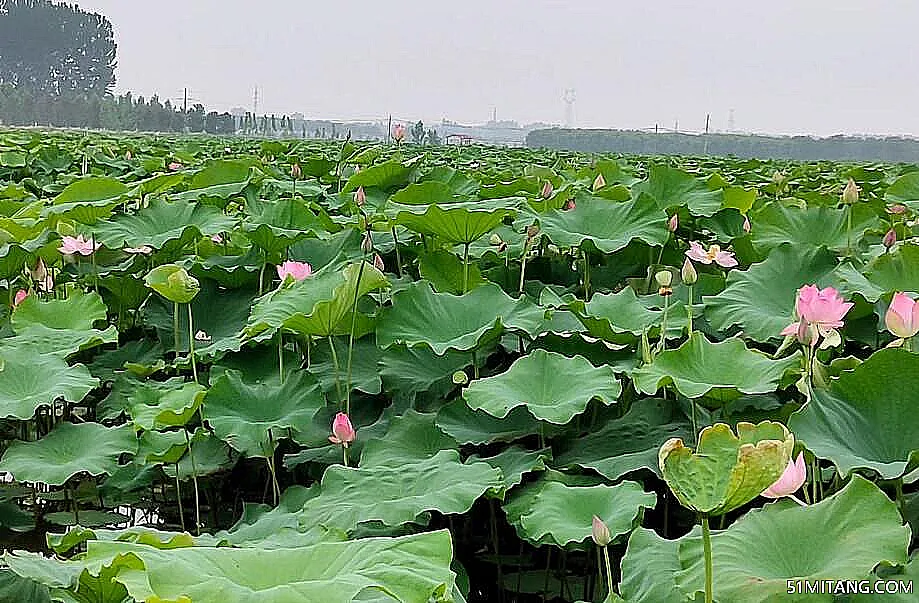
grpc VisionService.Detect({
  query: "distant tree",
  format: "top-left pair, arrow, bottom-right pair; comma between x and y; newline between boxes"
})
0,0 -> 116,96
187,103 -> 206,132
411,120 -> 425,144
427,128 -> 440,145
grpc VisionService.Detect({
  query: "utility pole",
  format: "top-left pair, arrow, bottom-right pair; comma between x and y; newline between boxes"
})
183,87 -> 188,133
705,113 -> 711,134
387,115 -> 392,143
253,86 -> 259,120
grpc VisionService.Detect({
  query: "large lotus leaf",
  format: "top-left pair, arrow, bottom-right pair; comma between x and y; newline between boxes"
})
93,197 -> 235,249
297,450 -> 503,532
145,280 -> 253,358
144,263 -> 200,304
885,171 -> 919,209
533,194 -> 669,253
2,322 -> 119,359
750,201 -> 877,254
632,333 -> 800,399
619,527 -> 684,603
675,477 -> 910,603
0,423 -> 137,486
463,350 -> 620,423
128,379 -> 206,430
570,286 -> 669,343
43,176 -> 129,222
468,446 -> 550,491
204,369 -> 325,457
47,525 -> 220,554
342,157 -> 420,193
308,336 -> 383,396
659,421 -> 793,515
0,351 -> 97,420
418,249 -> 486,294
163,431 -> 238,481
555,398 -> 692,480
704,244 -> 839,342
631,164 -> 724,216
790,348 -> 919,479
217,485 -> 327,548
9,530 -> 457,603
860,244 -> 919,296
436,400 -> 556,445
393,199 -> 518,244
12,288 -> 106,332
0,570 -> 50,603
172,159 -> 252,202
376,282 -> 545,354
359,410 -> 458,468
245,261 -> 387,339
851,554 -> 919,603
503,478 -> 656,547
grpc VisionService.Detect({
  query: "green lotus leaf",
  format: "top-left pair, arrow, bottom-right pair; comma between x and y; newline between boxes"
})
860,244 -> 919,297
463,350 -> 621,423
436,400 -> 555,445
359,410 -> 458,468
704,244 -> 839,342
570,286 -> 674,344
12,287 -> 106,331
163,431 -> 238,481
631,164 -> 724,216
0,351 -> 97,420
418,249 -> 485,294
393,199 -> 518,245
533,193 -> 669,253
658,421 -> 793,515
50,176 -> 128,206
172,159 -> 252,202
0,423 -> 137,486
750,201 -> 877,254
376,282 -> 545,354
467,446 -> 550,491
308,336 -> 382,396
144,263 -> 200,304
503,477 -> 656,547
380,345 -> 473,401
9,530 -> 457,603
245,261 -> 387,340
555,398 -> 692,480
343,157 -> 421,193
297,449 -> 503,533
47,525 -> 219,555
204,369 -> 325,457
93,197 -> 235,249
850,554 -> 919,603
675,476 -> 910,603
0,569 -> 49,603
885,171 -> 919,210
790,348 -> 919,479
631,333 -> 800,399
127,379 -> 206,430
619,527 -> 685,603
217,485 -> 328,548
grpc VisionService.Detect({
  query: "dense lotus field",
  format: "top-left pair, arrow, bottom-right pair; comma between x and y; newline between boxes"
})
0,128 -> 917,602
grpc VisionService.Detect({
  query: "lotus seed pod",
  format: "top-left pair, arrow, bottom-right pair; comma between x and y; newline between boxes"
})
655,270 -> 673,288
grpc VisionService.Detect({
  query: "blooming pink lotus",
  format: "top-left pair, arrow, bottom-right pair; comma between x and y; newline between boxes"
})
885,292 -> 919,339
13,289 -> 28,307
58,235 -> 100,256
886,204 -> 908,215
124,245 -> 153,255
277,260 -> 312,282
392,124 -> 405,142
685,241 -> 738,268
563,199 -> 576,211
329,412 -> 356,447
211,234 -> 224,244
780,285 -> 853,342
762,452 -> 807,503
168,161 -> 183,171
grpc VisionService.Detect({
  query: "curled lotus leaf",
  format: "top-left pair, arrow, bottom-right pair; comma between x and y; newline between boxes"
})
144,264 -> 200,304
658,421 -> 793,516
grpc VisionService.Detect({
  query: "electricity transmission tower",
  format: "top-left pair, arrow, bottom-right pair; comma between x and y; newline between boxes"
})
563,89 -> 576,128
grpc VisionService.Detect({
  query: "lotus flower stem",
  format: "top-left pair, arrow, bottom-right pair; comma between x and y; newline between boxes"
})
91,233 -> 98,293
327,336 -> 343,407
846,206 -> 852,256
790,495 -> 808,507
542,547 -> 552,603
278,333 -> 284,384
173,302 -> 181,364
582,248 -> 591,299
462,242 -> 470,294
175,465 -> 185,532
687,285 -> 694,334
391,226 -> 403,278
69,483 -> 79,524
602,545 -> 613,601
258,259 -> 266,295
345,259 -> 367,416
701,513 -> 714,603
690,400 -> 698,445
657,293 -> 670,355
518,238 -> 532,296
266,430 -> 280,504
811,457 -> 819,503
184,429 -> 201,535
342,445 -> 349,467
187,304 -> 198,384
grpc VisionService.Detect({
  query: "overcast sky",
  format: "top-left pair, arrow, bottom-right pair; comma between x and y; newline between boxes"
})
74,0 -> 918,136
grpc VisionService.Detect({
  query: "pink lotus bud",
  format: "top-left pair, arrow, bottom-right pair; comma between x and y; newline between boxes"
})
668,214 -> 679,233
276,260 -> 313,282
355,186 -> 366,207
883,229 -> 897,249
842,178 -> 859,205
373,253 -> 385,272
886,204 -> 908,215
361,232 -> 374,254
329,412 -> 356,447
681,258 -> 697,285
124,150 -> 132,161
392,124 -> 405,142
591,515 -> 611,546
885,292 -> 919,339
762,452 -> 807,499
541,181 -> 554,199
290,163 -> 302,180
564,199 -> 576,211
168,161 -> 183,171
742,215 -> 751,234
13,289 -> 28,307
795,319 -> 818,347
592,173 -> 606,191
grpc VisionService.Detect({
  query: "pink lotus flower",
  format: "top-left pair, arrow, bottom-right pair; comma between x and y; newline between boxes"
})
541,181 -> 554,199
743,215 -> 752,234
168,161 -> 183,171
883,229 -> 897,249
211,234 -> 223,244
58,235 -> 100,256
886,204 -> 908,215
668,214 -> 679,233
563,199 -> 576,211
329,412 -> 355,447
392,124 -> 405,142
685,241 -> 738,268
13,289 -> 28,307
885,292 -> 919,339
591,515 -> 611,546
373,254 -> 385,273
762,452 -> 807,501
277,260 -> 312,282
780,285 -> 853,344
355,186 -> 366,207
290,163 -> 302,180
124,245 -> 153,255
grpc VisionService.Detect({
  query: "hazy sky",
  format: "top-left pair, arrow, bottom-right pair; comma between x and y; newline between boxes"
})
74,0 -> 918,136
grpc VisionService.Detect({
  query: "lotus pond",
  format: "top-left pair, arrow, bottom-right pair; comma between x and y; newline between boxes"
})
0,129 -> 916,602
